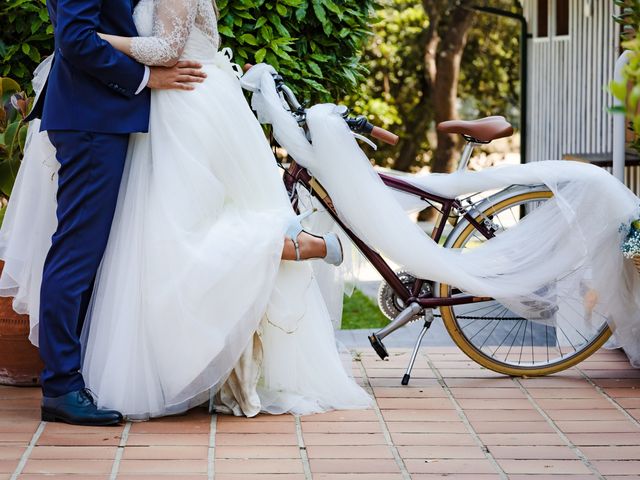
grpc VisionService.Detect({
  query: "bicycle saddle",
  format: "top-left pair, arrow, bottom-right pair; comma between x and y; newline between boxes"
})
437,116 -> 514,143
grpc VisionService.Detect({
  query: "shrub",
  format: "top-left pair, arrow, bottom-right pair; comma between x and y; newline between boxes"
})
0,0 -> 53,89
217,0 -> 376,101
0,0 -> 375,101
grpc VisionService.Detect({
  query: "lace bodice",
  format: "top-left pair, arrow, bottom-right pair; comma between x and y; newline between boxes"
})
131,0 -> 219,66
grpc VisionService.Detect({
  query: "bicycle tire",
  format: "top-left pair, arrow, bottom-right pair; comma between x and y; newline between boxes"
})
438,189 -> 612,377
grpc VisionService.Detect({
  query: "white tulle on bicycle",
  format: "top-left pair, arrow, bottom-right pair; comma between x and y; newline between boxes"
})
242,64 -> 640,366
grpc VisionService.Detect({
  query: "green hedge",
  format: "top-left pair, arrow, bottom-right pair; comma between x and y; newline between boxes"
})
0,0 -> 375,101
218,0 -> 375,101
0,0 -> 52,87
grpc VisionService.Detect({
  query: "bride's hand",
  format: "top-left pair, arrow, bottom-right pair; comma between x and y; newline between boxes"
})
148,61 -> 207,91
95,30 -> 206,91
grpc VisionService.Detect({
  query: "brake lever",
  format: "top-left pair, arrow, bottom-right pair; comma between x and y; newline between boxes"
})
353,132 -> 377,150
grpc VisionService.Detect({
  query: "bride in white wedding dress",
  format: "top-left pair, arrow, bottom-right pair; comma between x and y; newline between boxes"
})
0,0 -> 372,419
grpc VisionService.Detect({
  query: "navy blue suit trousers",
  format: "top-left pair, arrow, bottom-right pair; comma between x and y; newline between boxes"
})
40,131 -> 129,397
34,0 -> 150,398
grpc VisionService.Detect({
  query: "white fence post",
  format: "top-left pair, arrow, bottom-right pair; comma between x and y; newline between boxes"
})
613,51 -> 632,182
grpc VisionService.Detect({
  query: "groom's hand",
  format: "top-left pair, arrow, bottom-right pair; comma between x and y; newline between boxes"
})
147,61 -> 207,91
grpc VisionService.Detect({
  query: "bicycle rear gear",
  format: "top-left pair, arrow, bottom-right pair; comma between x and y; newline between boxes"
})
377,271 -> 432,324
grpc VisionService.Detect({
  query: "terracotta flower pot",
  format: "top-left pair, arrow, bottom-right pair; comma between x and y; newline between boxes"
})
0,261 -> 43,386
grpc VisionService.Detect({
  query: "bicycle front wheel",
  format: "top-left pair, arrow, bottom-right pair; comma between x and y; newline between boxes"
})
438,187 -> 612,376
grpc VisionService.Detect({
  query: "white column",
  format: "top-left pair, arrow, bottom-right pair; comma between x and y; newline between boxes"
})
613,51 -> 632,182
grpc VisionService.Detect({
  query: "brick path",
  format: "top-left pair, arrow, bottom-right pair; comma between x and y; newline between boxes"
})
1,347 -> 639,479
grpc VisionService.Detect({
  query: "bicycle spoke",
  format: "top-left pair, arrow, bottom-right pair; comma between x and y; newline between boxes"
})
554,296 -> 600,343
459,302 -> 505,318
446,191 -> 609,372
468,317 -> 499,341
545,324 -> 550,362
477,322 -> 497,348
491,319 -> 521,356
509,205 -> 518,225
479,313 -> 506,349
461,303 -> 504,330
556,324 -> 579,352
505,319 -> 526,362
517,320 -> 529,365
531,316 -> 535,364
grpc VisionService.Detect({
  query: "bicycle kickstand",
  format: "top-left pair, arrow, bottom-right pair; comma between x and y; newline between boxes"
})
369,303 -> 423,360
402,311 -> 434,385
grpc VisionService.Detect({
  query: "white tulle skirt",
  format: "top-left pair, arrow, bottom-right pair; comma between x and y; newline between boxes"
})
0,54 -> 372,419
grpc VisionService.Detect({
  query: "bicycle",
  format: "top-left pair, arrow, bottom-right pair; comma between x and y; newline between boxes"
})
252,67 -> 612,385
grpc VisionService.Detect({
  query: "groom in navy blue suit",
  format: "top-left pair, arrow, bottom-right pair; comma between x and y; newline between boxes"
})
28,0 -> 205,426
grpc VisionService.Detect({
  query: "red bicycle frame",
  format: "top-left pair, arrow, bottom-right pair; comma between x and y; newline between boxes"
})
283,161 -> 494,308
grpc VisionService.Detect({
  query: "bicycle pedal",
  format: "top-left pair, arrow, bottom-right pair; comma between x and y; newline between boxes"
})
368,333 -> 389,360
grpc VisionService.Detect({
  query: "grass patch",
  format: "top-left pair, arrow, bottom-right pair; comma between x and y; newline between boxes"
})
341,288 -> 389,330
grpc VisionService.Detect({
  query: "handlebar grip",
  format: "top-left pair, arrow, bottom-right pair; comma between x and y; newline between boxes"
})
370,126 -> 399,146
243,63 -> 254,73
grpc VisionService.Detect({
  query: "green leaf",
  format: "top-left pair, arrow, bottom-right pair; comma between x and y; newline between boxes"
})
259,24 -> 274,42
235,10 -> 254,20
239,33 -> 258,46
312,1 -> 326,24
295,4 -> 308,21
1,78 -> 21,97
610,80 -> 628,101
342,67 -> 356,85
608,105 -> 627,115
255,47 -> 267,63
17,124 -> 27,152
0,158 -> 21,197
629,84 -> 640,112
218,25 -> 235,37
3,121 -> 20,153
27,46 -> 40,62
324,0 -> 343,18
307,60 -> 322,77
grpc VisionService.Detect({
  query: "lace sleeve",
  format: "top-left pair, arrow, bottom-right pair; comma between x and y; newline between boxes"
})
130,0 -> 197,66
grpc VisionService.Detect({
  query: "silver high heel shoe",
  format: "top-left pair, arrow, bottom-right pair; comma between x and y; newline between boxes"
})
285,210 -> 344,266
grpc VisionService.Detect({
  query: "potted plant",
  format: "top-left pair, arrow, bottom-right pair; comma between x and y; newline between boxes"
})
0,76 -> 43,386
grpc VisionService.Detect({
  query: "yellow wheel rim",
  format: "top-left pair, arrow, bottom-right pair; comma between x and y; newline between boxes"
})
439,190 -> 612,377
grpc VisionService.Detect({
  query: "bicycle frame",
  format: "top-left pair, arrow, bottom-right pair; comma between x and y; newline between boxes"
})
283,160 -> 495,309
255,77 -> 607,378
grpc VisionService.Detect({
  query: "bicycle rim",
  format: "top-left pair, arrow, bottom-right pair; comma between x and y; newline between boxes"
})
439,190 -> 612,376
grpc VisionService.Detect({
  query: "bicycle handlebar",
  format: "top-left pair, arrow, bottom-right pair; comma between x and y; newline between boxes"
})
345,116 -> 399,146
371,126 -> 399,146
242,63 -> 399,146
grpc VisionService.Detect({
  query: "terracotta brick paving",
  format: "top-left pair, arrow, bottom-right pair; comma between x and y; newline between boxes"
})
0,347 -> 639,479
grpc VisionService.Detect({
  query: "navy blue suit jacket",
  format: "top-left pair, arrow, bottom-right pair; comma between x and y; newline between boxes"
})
29,0 -> 151,133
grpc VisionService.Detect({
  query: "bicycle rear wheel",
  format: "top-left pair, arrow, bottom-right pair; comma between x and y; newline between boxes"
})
438,188 -> 611,376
